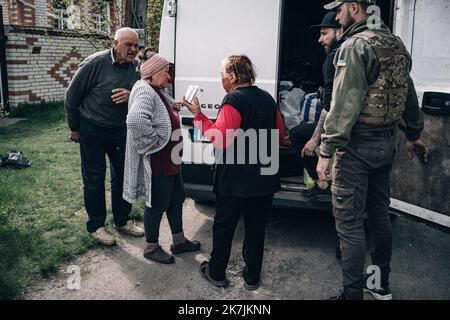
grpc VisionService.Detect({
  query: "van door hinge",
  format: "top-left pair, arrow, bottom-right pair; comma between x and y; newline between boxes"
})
168,0 -> 177,17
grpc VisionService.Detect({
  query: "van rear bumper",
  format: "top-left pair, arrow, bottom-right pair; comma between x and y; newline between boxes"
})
184,183 -> 332,212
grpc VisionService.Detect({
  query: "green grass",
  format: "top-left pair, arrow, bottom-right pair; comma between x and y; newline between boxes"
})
0,102 -> 142,299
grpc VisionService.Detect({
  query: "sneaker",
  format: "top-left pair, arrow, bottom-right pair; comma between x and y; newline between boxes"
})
303,183 -> 331,201
199,261 -> 229,288
143,246 -> 175,264
90,227 -> 116,246
114,220 -> 144,237
364,286 -> 393,300
171,239 -> 201,254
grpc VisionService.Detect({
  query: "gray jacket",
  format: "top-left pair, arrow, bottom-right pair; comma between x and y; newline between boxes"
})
122,80 -> 173,207
65,49 -> 139,131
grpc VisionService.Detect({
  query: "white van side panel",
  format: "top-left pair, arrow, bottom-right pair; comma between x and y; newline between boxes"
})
174,0 -> 282,118
162,0 -> 282,165
391,0 -> 450,216
394,0 -> 450,97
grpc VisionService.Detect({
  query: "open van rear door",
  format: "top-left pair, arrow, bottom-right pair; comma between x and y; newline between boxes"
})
160,0 -> 282,165
172,0 -> 282,115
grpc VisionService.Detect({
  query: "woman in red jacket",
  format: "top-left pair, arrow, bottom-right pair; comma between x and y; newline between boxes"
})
183,54 -> 286,290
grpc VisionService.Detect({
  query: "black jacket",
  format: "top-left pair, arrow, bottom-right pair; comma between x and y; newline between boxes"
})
321,39 -> 343,112
213,86 -> 280,198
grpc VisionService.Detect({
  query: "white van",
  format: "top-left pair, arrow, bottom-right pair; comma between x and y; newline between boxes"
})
158,0 -> 450,216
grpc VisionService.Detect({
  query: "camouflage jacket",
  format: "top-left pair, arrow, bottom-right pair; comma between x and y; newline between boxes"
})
320,18 -> 424,157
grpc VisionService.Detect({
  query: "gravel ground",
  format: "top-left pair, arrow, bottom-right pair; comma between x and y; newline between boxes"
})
23,198 -> 450,300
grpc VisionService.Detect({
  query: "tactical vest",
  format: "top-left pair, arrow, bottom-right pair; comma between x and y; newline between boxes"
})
351,30 -> 411,126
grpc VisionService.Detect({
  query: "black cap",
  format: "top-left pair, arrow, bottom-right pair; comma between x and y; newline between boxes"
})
310,12 -> 341,29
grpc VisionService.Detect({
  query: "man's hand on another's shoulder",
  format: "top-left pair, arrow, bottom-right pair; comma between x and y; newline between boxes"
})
112,88 -> 131,104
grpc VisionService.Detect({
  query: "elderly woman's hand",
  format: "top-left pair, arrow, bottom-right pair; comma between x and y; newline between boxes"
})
174,101 -> 183,112
181,97 -> 202,115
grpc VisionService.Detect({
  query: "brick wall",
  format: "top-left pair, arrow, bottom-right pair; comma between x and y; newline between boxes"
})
0,0 -> 10,25
34,0 -> 49,27
5,25 -> 111,107
1,1 -> 121,108
1,0 -> 116,30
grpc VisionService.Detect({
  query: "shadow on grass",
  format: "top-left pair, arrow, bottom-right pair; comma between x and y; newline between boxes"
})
0,214 -> 38,299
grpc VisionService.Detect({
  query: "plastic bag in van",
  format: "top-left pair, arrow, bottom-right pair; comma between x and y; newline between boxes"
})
279,87 -> 305,130
303,168 -> 315,189
300,92 -> 322,124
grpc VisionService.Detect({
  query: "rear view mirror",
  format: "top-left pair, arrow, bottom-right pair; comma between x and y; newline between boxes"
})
422,92 -> 450,116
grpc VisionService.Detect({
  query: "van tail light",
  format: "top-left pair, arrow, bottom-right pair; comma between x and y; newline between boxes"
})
422,92 -> 450,116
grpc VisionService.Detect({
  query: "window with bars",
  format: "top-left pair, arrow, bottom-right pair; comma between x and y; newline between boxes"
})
93,1 -> 111,34
52,0 -> 81,30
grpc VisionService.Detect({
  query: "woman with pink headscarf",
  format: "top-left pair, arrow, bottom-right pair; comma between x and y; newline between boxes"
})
123,48 -> 201,264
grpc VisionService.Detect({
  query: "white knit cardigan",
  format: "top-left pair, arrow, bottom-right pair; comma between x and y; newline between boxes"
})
123,79 -> 173,207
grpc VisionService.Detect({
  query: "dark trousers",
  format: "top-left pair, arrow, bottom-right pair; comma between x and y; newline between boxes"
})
79,119 -> 131,233
209,194 -> 274,284
332,134 -> 396,300
289,121 -> 319,180
144,170 -> 185,243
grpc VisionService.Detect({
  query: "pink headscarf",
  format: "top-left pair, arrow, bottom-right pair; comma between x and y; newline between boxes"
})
139,54 -> 169,79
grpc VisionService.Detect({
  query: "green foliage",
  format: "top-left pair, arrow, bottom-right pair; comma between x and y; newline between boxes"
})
0,107 -> 9,119
147,0 -> 164,51
9,101 -> 63,118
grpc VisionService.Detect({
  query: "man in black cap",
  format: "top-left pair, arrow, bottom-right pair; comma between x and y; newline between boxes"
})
289,11 -> 342,200
311,11 -> 342,113
318,0 -> 428,300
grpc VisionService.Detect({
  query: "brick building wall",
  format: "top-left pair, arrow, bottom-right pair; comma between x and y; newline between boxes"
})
5,25 -> 110,106
1,0 -> 9,24
0,0 -> 99,29
0,0 -> 119,108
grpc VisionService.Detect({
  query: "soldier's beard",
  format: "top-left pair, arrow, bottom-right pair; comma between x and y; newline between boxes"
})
341,13 -> 356,32
324,37 -> 338,54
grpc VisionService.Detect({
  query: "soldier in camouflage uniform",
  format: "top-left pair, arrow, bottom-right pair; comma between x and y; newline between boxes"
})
318,0 -> 429,300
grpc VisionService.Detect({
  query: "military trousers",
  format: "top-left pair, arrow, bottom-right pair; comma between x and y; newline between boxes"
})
331,132 -> 397,300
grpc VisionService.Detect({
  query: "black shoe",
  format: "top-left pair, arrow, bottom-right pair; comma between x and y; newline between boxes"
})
328,291 -> 346,300
143,246 -> 175,264
171,239 -> 201,254
242,267 -> 260,291
364,286 -> 392,300
243,279 -> 261,291
303,183 -> 331,201
199,261 -> 229,288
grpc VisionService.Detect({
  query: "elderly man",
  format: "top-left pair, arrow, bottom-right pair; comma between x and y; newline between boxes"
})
65,27 -> 144,245
318,1 -> 428,300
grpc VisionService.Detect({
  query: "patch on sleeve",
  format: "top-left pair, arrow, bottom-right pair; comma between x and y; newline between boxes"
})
337,59 -> 347,67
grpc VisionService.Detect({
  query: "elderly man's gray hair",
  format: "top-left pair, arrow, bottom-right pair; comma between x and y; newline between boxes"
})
114,27 -> 138,41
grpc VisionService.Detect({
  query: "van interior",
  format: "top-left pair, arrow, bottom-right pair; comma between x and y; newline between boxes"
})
277,0 -> 394,190
181,0 -> 395,201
